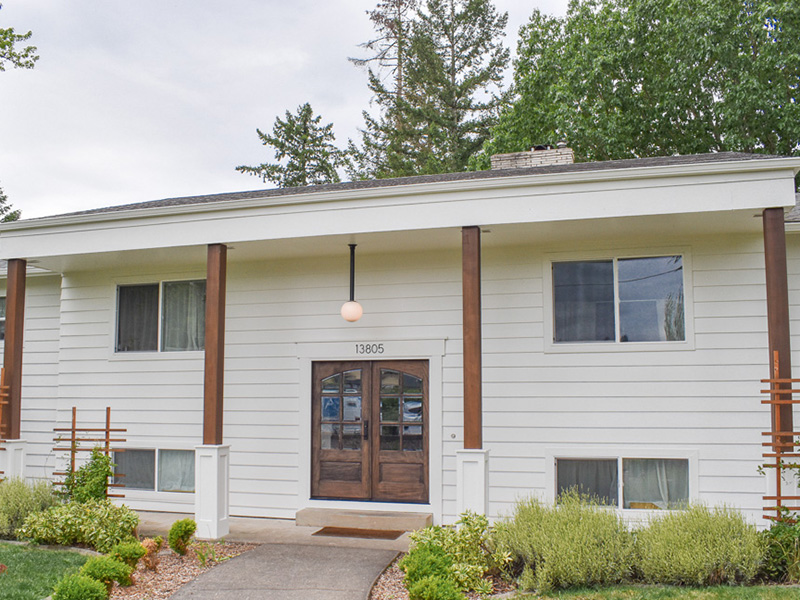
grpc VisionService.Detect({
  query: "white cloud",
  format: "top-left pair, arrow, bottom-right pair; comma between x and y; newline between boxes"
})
0,0 -> 569,218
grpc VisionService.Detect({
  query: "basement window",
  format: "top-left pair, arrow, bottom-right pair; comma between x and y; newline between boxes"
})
113,449 -> 195,493
115,280 -> 206,352
556,457 -> 689,509
552,256 -> 685,343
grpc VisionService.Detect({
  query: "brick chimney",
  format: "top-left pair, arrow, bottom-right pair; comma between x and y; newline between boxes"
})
490,141 -> 574,170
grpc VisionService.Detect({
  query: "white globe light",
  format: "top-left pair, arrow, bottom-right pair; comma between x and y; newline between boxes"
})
340,301 -> 363,322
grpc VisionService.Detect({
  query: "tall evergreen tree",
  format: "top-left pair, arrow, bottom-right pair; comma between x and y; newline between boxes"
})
236,103 -> 346,188
348,0 -> 419,180
0,184 -> 20,222
397,0 -> 509,174
351,0 -> 509,178
0,3 -> 38,71
478,0 -> 800,166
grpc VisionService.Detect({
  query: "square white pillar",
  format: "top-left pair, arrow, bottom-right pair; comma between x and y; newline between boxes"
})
0,440 -> 26,479
194,445 -> 230,540
456,448 -> 489,515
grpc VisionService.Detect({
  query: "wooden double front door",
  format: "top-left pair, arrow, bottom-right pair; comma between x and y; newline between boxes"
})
311,360 -> 429,503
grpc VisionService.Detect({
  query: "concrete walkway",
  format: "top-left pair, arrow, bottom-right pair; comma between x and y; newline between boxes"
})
138,512 -> 407,600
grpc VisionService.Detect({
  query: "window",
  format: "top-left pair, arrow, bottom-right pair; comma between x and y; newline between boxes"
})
555,457 -> 689,509
116,280 -> 205,352
114,449 -> 195,492
0,296 -> 5,341
552,256 -> 684,343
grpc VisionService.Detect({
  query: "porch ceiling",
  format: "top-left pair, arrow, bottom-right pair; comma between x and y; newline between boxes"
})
24,207 -> 764,275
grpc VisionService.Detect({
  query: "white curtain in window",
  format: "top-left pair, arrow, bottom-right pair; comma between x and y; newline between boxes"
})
623,458 -> 688,509
162,281 -> 206,351
557,458 -> 618,506
158,450 -> 195,492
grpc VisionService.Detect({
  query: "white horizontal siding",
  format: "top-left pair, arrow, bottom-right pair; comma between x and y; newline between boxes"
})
32,230 -> 788,526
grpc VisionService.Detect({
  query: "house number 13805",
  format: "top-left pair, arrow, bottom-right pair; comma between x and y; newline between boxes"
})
355,343 -> 384,355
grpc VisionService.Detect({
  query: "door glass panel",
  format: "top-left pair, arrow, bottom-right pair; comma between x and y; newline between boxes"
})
380,425 -> 400,450
343,369 -> 362,393
342,397 -> 362,421
403,425 -> 423,451
403,398 -> 422,422
403,373 -> 423,394
380,397 -> 400,422
321,397 -> 340,421
320,424 -> 339,450
381,370 -> 401,394
321,374 -> 340,394
342,424 -> 362,450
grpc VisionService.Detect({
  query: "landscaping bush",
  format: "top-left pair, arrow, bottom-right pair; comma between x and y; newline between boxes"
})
406,574 -> 464,600
63,447 -> 114,503
16,499 -> 139,553
493,492 -> 634,592
405,512 -> 508,595
400,542 -> 454,586
52,573 -> 108,600
141,536 -> 163,570
761,521 -> 800,583
108,540 -> 146,570
0,477 -> 57,539
635,504 -> 763,585
168,518 -> 197,556
80,555 -> 133,591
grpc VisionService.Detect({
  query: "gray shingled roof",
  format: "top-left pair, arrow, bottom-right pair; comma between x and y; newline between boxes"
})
786,193 -> 800,222
38,152 -> 783,221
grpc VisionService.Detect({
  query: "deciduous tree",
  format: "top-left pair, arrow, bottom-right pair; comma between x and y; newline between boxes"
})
477,0 -> 800,167
0,3 -> 38,71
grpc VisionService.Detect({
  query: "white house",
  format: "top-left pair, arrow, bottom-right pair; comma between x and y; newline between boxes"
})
0,148 -> 798,539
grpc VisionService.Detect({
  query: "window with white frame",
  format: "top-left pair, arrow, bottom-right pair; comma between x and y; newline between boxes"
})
113,449 -> 195,492
116,280 -> 206,352
555,457 -> 689,509
552,256 -> 684,343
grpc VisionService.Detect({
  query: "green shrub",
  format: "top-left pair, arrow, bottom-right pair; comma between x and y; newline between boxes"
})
406,512 -> 508,595
63,448 -> 114,503
108,540 -> 146,570
636,504 -> 763,585
407,574 -> 464,600
400,543 -> 453,586
80,555 -> 133,590
762,521 -> 800,583
493,492 -> 634,592
0,477 -> 57,539
168,518 -> 197,556
52,573 -> 108,600
16,499 -> 139,553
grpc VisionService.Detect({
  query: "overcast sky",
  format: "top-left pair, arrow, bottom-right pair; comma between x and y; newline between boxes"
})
1,1 -> 569,219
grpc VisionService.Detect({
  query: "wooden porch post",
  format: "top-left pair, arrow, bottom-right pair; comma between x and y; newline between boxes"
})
763,208 -> 793,438
203,244 -> 227,445
462,226 -> 482,449
2,259 -> 26,440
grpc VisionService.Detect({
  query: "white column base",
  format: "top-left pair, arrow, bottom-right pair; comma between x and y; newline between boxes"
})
194,445 -> 230,540
456,448 -> 489,516
0,439 -> 26,479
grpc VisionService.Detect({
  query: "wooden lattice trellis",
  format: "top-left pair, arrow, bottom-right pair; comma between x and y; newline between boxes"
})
761,351 -> 800,523
53,406 -> 127,499
0,369 -> 10,481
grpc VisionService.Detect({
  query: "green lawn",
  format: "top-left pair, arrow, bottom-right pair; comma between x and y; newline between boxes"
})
515,585 -> 800,599
0,542 -> 88,600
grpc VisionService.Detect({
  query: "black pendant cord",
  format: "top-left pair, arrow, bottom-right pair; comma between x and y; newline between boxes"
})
349,244 -> 357,302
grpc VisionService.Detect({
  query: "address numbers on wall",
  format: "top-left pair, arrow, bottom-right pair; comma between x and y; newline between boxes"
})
355,343 -> 385,355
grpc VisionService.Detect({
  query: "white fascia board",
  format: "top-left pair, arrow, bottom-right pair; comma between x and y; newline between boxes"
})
1,158 -> 798,260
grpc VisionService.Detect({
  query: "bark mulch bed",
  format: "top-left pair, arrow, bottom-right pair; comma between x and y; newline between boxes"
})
109,541 -> 257,600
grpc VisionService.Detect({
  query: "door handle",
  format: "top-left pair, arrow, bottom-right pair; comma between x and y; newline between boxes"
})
363,420 -> 369,440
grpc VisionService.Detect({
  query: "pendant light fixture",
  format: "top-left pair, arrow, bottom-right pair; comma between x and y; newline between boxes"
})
340,243 -> 363,322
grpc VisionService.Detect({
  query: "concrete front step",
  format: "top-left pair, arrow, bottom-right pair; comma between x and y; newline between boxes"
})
296,507 -> 432,532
